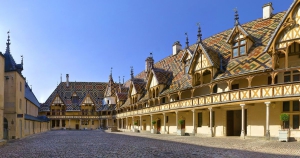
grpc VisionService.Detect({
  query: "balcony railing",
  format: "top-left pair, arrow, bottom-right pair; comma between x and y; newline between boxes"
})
116,82 -> 300,118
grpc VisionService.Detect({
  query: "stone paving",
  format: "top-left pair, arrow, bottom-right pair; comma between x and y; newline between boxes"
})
0,130 -> 300,158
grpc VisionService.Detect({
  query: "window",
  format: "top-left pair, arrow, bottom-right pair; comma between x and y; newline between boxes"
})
293,115 -> 299,129
20,82 -> 22,92
185,65 -> 189,74
293,101 -> 299,111
232,34 -> 246,58
283,101 -> 290,112
231,84 -> 239,90
284,118 -> 290,129
92,120 -> 94,125
62,120 -> 65,127
56,120 -> 60,127
198,112 -> 202,127
19,99 -> 22,110
284,71 -> 300,83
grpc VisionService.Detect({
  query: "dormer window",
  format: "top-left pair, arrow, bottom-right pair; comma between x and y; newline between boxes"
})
232,34 -> 246,58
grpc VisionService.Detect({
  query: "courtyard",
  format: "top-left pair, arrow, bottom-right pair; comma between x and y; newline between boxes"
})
0,131 -> 299,157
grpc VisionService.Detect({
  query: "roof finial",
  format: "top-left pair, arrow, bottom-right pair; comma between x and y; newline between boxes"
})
234,7 -> 239,26
150,52 -> 153,58
197,23 -> 202,43
185,32 -> 189,48
6,31 -> 11,54
109,67 -> 113,80
130,66 -> 134,79
60,73 -> 62,83
21,55 -> 23,66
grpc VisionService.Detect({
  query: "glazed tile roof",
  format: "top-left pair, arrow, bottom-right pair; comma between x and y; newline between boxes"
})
118,11 -> 286,108
151,68 -> 172,85
116,93 -> 128,101
40,82 -> 108,112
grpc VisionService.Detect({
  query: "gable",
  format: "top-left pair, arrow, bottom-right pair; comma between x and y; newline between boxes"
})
265,1 -> 300,53
52,96 -> 64,105
131,85 -> 137,95
82,96 -> 95,105
276,4 -> 300,49
149,75 -> 159,88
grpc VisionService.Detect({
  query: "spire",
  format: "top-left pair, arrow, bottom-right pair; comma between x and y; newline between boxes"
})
130,66 -> 134,79
109,67 -> 113,80
197,23 -> 202,43
185,32 -> 189,48
60,73 -> 62,83
6,31 -> 11,54
234,8 -> 240,26
119,76 -> 121,84
21,55 -> 23,66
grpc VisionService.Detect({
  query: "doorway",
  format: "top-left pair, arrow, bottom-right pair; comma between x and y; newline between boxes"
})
3,118 -> 8,139
227,110 -> 247,136
76,124 -> 79,130
157,120 -> 161,133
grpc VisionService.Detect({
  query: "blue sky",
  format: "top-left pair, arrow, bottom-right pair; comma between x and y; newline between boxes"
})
0,0 -> 293,102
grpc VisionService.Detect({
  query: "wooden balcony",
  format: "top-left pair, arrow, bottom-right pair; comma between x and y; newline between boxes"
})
48,115 -> 112,119
116,82 -> 300,118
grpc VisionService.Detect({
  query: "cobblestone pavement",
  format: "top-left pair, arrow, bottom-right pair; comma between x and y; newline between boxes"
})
0,130 -> 300,158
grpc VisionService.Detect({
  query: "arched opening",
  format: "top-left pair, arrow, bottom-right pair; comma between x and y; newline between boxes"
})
288,42 -> 300,68
252,74 -> 269,87
193,85 -> 210,97
231,78 -> 248,90
181,90 -> 192,99
203,70 -> 212,84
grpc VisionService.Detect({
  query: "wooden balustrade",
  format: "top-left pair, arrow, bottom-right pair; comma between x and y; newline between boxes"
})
117,83 -> 300,117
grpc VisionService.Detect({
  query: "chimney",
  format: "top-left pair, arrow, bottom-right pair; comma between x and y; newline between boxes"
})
263,2 -> 273,19
66,74 -> 69,87
172,41 -> 182,55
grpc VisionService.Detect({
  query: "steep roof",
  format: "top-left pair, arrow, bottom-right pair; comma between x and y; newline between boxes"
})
3,34 -> 23,73
40,82 -> 108,111
25,82 -> 40,108
120,11 -> 286,101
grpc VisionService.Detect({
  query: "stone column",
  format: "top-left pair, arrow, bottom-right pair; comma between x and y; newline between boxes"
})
117,119 -> 119,130
132,117 -> 135,131
79,119 -> 82,130
121,118 -> 123,129
150,115 -> 153,130
126,117 -> 128,130
68,119 -> 70,129
265,102 -> 271,140
140,116 -> 142,131
240,104 -> 245,139
163,113 -> 166,134
192,109 -> 195,134
208,107 -> 213,137
59,119 -> 62,129
175,111 -> 178,130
